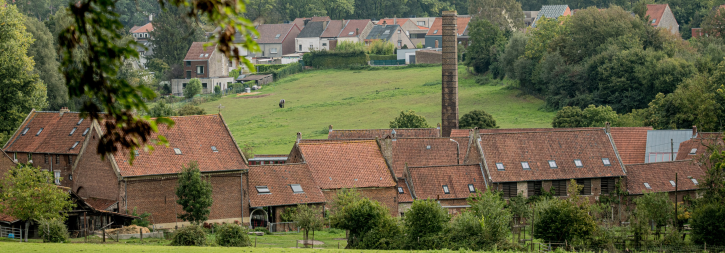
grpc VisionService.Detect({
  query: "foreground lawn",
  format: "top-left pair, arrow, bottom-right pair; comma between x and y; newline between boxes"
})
198,66 -> 554,154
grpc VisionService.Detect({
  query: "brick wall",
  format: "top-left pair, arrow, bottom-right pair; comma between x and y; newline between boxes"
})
415,50 -> 442,64
322,187 -> 398,217
73,132 -> 120,201
6,152 -> 77,188
183,61 -> 209,79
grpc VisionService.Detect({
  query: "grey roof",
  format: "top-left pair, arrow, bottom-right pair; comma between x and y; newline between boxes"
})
365,24 -> 400,41
644,130 -> 695,163
297,21 -> 326,38
532,5 -> 569,28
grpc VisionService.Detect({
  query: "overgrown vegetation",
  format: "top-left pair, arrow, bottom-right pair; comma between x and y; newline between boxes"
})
215,223 -> 251,247
38,218 -> 70,243
389,110 -> 431,128
170,225 -> 207,246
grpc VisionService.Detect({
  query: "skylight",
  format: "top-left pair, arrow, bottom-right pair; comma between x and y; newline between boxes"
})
574,159 -> 583,168
691,178 -> 699,185
383,30 -> 390,34
275,34 -> 281,38
71,141 -> 80,149
670,180 -> 676,187
644,183 -> 651,189
348,31 -> 354,35
77,118 -> 84,125
21,127 -> 29,135
290,184 -> 304,193
398,187 -> 404,194
602,158 -> 611,166
134,150 -> 139,156
689,148 -> 697,155
204,54 -> 209,57
426,145 -> 431,150
211,146 -> 218,152
36,128 -> 44,136
174,148 -> 182,155
199,54 -> 204,57
468,184 -> 475,193
433,30 -> 438,34
548,160 -> 557,168
442,185 -> 450,194
496,163 -> 504,171
256,186 -> 270,193
521,162 -> 530,170
82,128 -> 90,136
69,127 -> 77,136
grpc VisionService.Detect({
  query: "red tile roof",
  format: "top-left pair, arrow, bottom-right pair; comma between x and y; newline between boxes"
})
396,178 -> 414,203
106,114 -> 248,177
297,140 -> 396,189
255,23 -> 299,44
646,4 -> 668,26
408,164 -> 486,200
0,213 -> 19,224
328,128 -> 440,139
83,197 -> 117,211
479,129 -> 626,183
3,110 -> 93,155
338,19 -> 372,38
376,18 -> 410,26
320,20 -> 345,38
676,133 -> 724,161
184,42 -> 216,61
426,16 -> 471,36
130,23 -> 154,33
248,163 -> 326,207
390,137 -> 470,178
625,160 -> 704,195
292,16 -> 331,28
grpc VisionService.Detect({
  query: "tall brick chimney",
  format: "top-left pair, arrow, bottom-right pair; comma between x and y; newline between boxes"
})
441,10 -> 458,137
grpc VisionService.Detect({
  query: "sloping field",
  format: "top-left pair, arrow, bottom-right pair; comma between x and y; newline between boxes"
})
198,66 -> 554,154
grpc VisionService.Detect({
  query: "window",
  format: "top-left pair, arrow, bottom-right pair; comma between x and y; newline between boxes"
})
54,171 -> 61,185
652,19 -> 656,24
442,185 -> 450,194
28,153 -> 32,161
290,184 -> 304,193
82,128 -> 90,136
204,54 -> 208,57
548,160 -> 558,168
417,21 -> 425,26
398,187 -> 404,194
211,146 -> 218,152
199,54 -> 203,57
574,159 -> 583,167
55,155 -> 60,164
426,145 -> 431,150
502,182 -> 517,198
174,148 -> 182,155
601,178 -> 616,194
68,155 -> 73,165
36,128 -> 44,136
256,186 -> 270,194
183,83 -> 188,88
398,41 -> 402,47
496,163 -> 505,171
322,43 -> 327,47
186,61 -> 191,66
77,118 -> 84,125
527,181 -> 542,196
691,178 -> 699,185
552,180 -> 567,196
13,153 -> 16,160
21,127 -> 29,135
689,148 -> 697,155
468,184 -> 475,193
433,29 -> 438,34
275,34 -> 281,38
71,141 -> 79,149
397,30 -> 401,34
44,154 -> 48,164
196,66 -> 204,74
670,180 -> 676,187
383,30 -> 390,35
348,31 -> 354,35
70,127 -> 77,136
602,158 -> 611,166
134,150 -> 139,156
202,83 -> 208,89
644,183 -> 651,189
270,48 -> 277,54
186,71 -> 191,79
576,179 -> 592,195
521,162 -> 531,170
299,45 -> 302,51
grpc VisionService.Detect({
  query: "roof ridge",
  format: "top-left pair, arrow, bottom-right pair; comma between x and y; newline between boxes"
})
299,140 -> 376,145
408,164 -> 480,169
334,128 -> 436,131
479,128 -> 604,135
249,162 -> 306,167
625,159 -> 695,166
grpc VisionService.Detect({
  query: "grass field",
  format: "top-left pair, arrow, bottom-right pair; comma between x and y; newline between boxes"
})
197,66 -> 554,155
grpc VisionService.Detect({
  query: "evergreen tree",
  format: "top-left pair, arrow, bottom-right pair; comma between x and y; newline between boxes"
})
149,5 -> 205,68
176,161 -> 213,225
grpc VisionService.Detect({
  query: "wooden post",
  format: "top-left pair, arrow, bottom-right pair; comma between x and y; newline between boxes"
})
312,229 -> 314,249
531,204 -> 535,252
675,172 -> 678,229
116,229 -> 119,242
103,229 -> 106,243
255,237 -> 257,247
140,228 -> 143,242
84,212 -> 87,242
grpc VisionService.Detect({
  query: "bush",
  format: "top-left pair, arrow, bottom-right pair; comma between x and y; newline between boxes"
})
131,207 -> 152,227
330,197 -> 390,249
178,104 -> 206,116
468,189 -> 512,244
534,199 -> 597,243
255,64 -> 287,73
148,100 -> 176,117
303,50 -> 369,69
691,203 -> 725,245
184,78 -> 202,99
253,227 -> 271,235
389,110 -> 430,128
216,223 -> 251,247
404,199 -> 449,249
38,218 -> 69,243
358,216 -> 403,250
269,62 -> 303,80
335,41 -> 366,53
171,225 -> 207,246
444,211 -> 484,250
459,110 -> 499,129
369,40 -> 395,55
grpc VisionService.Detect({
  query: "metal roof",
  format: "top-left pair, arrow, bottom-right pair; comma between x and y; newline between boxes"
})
644,130 -> 695,163
532,5 -> 569,28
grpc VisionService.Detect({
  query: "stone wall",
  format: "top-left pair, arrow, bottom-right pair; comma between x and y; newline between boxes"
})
415,50 -> 442,64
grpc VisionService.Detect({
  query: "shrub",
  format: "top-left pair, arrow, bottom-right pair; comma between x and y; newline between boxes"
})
178,104 -> 206,116
389,110 -> 431,128
148,100 -> 176,117
404,199 -> 449,249
358,216 -> 403,250
369,40 -> 395,55
444,211 -> 485,250
468,189 -> 512,244
269,62 -> 303,80
38,218 -> 69,243
691,203 -> 725,245
170,225 -> 207,246
293,204 -> 324,241
534,199 -> 597,243
368,54 -> 397,61
214,85 -> 221,94
303,50 -> 368,69
253,227 -> 271,235
184,78 -> 202,99
130,207 -> 152,227
216,223 -> 251,247
459,110 -> 499,129
330,197 -> 389,248
335,41 -> 366,53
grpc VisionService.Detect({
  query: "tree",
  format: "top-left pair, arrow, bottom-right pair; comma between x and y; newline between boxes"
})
633,192 -> 673,238
534,198 -> 597,243
460,110 -> 498,129
701,6 -> 725,38
468,0 -> 524,31
322,0 -> 355,20
148,100 -> 176,117
150,5 -> 206,68
147,58 -> 170,80
25,16 -> 68,111
175,161 -> 213,225
330,197 -> 390,248
552,105 -> 618,128
292,204 -> 325,242
499,32 -> 528,78
0,2 -> 48,146
523,17 -> 566,61
466,18 -> 507,74
245,0 -> 277,23
404,199 -> 450,249
12,0 -> 67,20
178,104 -> 206,116
552,106 -> 584,128
276,0 -> 326,22
389,110 -> 431,128
328,188 -> 362,217
467,188 -> 512,244
184,78 -> 202,99
0,164 -> 75,242
690,203 -> 725,246
115,0 -> 161,29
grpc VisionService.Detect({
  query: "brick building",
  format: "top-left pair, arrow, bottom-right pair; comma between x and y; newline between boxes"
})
72,114 -> 249,228
171,42 -> 233,96
288,138 -> 398,216
406,164 -> 486,215
646,4 -> 679,35
247,163 -> 325,229
625,160 -> 704,203
0,150 -> 16,179
2,109 -> 93,188
676,131 -> 723,171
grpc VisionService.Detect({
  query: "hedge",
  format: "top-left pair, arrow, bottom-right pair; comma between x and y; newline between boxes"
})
303,50 -> 369,68
369,54 -> 397,61
255,64 -> 287,73
269,62 -> 303,80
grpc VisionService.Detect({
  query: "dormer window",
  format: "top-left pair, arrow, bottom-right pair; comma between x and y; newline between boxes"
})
468,184 -> 475,193
442,185 -> 450,194
21,127 -> 29,135
398,187 -> 404,194
574,159 -> 583,168
134,150 -> 139,156
36,128 -> 44,136
256,186 -> 270,194
290,184 -> 303,193
496,163 -> 504,171
211,146 -> 218,152
689,148 -> 697,155
69,127 -> 77,136
174,148 -> 182,155
548,160 -> 557,168
82,128 -> 90,136
521,162 -> 530,170
602,158 -> 611,166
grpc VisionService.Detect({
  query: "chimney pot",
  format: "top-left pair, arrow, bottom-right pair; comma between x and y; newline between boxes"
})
692,125 -> 697,138
605,122 -> 611,133
59,107 -> 70,116
296,132 -> 301,143
329,125 -> 333,132
356,28 -> 359,36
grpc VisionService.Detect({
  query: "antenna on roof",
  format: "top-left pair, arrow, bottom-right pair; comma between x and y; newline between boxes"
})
217,104 -> 225,114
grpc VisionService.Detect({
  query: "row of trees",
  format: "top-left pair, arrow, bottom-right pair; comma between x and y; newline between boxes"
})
389,109 -> 499,129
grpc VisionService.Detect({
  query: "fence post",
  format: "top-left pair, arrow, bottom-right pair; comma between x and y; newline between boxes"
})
116,230 -> 119,242
140,228 -> 143,242
103,229 -> 106,243
255,237 -> 257,247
